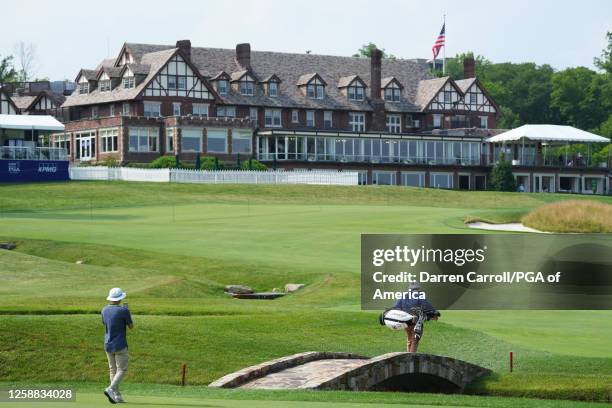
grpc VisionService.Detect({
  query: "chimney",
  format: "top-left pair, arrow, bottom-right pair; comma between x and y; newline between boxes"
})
176,40 -> 191,61
236,43 -> 251,70
370,48 -> 383,100
369,48 -> 386,131
463,55 -> 475,79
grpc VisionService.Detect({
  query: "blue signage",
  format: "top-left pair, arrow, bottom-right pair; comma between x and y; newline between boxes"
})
0,160 -> 69,182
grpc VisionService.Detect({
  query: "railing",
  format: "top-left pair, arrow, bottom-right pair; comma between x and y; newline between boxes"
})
490,153 -> 608,169
0,146 -> 68,161
258,153 -> 483,166
70,167 -> 358,186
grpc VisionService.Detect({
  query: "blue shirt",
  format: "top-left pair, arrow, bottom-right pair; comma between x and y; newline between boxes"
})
101,305 -> 133,352
393,292 -> 437,315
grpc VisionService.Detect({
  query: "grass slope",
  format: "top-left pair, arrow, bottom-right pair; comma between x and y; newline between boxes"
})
1,182 -> 612,404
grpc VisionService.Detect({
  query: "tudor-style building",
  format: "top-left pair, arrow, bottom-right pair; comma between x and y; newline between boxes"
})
55,40 -> 504,188
53,39 -> 608,192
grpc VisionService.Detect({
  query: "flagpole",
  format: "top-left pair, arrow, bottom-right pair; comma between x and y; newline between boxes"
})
442,13 -> 446,76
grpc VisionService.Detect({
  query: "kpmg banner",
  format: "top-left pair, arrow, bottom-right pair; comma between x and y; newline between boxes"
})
0,160 -> 69,183
361,234 -> 612,310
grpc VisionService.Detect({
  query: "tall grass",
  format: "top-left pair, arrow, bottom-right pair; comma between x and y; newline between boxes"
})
522,200 -> 612,233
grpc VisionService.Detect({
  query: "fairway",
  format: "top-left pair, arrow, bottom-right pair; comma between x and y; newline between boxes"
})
1,181 -> 611,406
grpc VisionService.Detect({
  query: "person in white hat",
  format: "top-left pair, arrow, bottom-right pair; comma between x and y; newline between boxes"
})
101,288 -> 133,404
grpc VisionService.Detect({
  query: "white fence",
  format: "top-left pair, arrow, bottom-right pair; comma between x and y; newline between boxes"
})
69,166 -> 358,186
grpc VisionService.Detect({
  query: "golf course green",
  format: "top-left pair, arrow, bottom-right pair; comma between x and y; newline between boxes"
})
1,181 -> 611,407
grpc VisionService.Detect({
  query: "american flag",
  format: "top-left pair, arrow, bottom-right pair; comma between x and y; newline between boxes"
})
431,23 -> 446,60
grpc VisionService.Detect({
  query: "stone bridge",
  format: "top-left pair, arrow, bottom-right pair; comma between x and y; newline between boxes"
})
209,352 -> 491,393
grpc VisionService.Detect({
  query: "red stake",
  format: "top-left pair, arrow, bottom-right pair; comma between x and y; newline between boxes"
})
510,352 -> 513,372
181,363 -> 187,386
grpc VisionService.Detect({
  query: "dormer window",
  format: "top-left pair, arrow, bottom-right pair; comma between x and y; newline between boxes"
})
239,78 -> 254,96
99,80 -> 111,92
268,82 -> 278,97
123,77 -> 135,89
384,83 -> 401,102
217,80 -> 228,95
382,78 -> 403,102
348,84 -> 364,101
307,78 -> 325,99
78,82 -> 89,95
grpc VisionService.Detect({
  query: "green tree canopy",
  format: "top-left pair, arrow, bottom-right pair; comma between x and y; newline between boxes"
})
0,55 -> 18,83
353,42 -> 396,59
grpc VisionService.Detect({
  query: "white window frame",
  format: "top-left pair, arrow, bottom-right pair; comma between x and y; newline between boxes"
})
122,102 -> 130,116
181,128 -> 203,153
480,116 -> 488,129
173,102 -> 181,116
239,79 -> 254,96
323,111 -> 333,129
268,82 -> 278,97
401,171 -> 425,187
373,171 -> 396,186
306,110 -> 315,127
91,106 -> 99,119
166,128 -> 174,152
433,114 -> 442,128
291,109 -> 299,123
347,84 -> 364,101
265,109 -> 282,128
193,103 -> 209,117
99,128 -> 119,153
349,112 -> 366,132
386,114 -> 401,134
306,78 -> 325,99
249,107 -> 258,122
217,80 -> 228,95
123,76 -> 135,89
232,129 -> 252,154
207,128 -> 228,153
144,101 -> 161,118
99,80 -> 111,92
430,172 -> 454,189
109,105 -> 115,117
128,127 -> 159,152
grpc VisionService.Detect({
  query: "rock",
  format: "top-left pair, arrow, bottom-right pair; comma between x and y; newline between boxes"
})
224,285 -> 253,295
0,243 -> 16,250
284,284 -> 305,293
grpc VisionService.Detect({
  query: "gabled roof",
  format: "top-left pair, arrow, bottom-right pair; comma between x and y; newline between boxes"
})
337,75 -> 366,88
63,48 -> 177,107
230,69 -> 258,82
96,66 -> 123,80
260,74 -> 281,83
210,71 -> 231,81
75,69 -> 98,82
381,76 -> 403,89
10,95 -> 37,110
0,88 -> 19,112
454,78 -> 477,93
296,73 -> 326,86
122,63 -> 150,76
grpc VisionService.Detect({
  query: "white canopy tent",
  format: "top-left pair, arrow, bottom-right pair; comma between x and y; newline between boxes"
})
0,114 -> 65,131
486,124 -> 609,144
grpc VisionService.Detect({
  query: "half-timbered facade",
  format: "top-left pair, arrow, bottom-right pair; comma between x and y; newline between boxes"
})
54,39 -> 608,192
0,88 -> 17,115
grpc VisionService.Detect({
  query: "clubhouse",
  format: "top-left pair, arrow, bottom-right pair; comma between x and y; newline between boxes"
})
6,39 -> 607,193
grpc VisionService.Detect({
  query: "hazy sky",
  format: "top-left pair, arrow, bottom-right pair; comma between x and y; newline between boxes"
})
1,0 -> 610,80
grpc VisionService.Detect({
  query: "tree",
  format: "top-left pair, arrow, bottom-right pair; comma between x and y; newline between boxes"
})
489,154 -> 516,192
0,55 -> 18,83
594,31 -> 612,74
353,42 -> 396,59
14,42 -> 38,82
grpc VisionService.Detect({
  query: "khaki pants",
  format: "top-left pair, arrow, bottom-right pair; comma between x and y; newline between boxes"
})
405,326 -> 419,352
106,348 -> 128,390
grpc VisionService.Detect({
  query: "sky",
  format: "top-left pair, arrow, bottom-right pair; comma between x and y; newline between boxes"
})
1,0 -> 610,81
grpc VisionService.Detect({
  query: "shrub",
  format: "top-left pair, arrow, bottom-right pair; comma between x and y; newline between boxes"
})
199,156 -> 225,170
96,157 -> 120,167
240,159 -> 267,171
489,154 -> 516,192
522,200 -> 612,233
150,156 -> 179,168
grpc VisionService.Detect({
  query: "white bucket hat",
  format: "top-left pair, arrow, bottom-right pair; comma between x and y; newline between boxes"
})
106,287 -> 126,302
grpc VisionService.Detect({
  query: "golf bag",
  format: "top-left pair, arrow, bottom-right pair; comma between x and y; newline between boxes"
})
379,307 -> 429,340
379,309 -> 416,330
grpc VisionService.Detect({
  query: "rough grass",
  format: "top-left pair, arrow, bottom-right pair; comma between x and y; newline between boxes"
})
522,200 -> 612,233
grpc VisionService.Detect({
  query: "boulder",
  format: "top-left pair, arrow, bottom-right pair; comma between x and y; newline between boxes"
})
224,285 -> 253,295
284,283 -> 305,293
